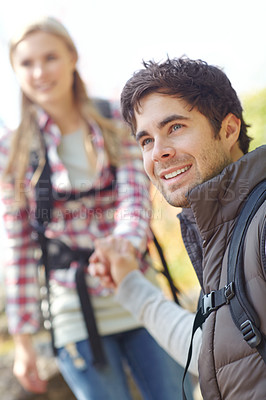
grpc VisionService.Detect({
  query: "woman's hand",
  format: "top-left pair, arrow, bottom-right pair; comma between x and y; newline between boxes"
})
13,334 -> 47,394
89,235 -> 139,288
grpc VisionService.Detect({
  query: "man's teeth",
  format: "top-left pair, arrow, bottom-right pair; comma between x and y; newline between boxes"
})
164,166 -> 190,179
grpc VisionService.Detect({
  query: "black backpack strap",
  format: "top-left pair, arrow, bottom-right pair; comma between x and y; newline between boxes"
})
31,146 -> 107,366
181,283 -> 234,400
261,219 -> 266,272
34,150 -> 53,227
181,307 -> 206,400
75,254 -> 107,367
227,179 -> 266,362
152,231 -> 180,305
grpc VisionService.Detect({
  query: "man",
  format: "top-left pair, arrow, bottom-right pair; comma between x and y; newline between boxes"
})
90,57 -> 266,400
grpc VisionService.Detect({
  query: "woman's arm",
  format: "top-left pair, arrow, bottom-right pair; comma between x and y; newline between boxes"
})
13,333 -> 47,393
0,130 -> 46,392
0,179 -> 41,336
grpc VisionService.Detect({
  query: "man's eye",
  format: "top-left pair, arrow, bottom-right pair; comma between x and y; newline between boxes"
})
141,138 -> 153,147
172,123 -> 183,132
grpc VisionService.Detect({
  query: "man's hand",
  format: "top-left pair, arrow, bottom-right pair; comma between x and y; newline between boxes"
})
89,236 -> 139,287
13,334 -> 47,394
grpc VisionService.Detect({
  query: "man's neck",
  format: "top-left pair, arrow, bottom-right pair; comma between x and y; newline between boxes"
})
231,143 -> 244,162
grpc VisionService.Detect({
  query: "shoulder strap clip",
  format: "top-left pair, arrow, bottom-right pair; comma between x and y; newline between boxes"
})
240,319 -> 262,348
201,282 -> 235,317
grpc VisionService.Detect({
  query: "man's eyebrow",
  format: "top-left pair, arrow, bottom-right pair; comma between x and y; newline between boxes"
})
158,114 -> 189,129
135,130 -> 148,142
136,114 -> 189,142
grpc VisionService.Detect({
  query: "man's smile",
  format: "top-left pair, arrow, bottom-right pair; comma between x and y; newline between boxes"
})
162,165 -> 192,180
164,165 -> 191,179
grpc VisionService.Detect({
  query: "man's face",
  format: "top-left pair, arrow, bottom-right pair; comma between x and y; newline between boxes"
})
135,93 -> 233,207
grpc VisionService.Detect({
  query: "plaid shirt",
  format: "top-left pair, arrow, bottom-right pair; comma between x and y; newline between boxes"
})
0,110 -> 152,335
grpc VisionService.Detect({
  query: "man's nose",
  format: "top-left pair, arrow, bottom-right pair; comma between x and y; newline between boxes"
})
152,139 -> 175,162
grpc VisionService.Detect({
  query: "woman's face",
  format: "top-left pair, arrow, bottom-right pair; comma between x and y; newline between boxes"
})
11,31 -> 77,109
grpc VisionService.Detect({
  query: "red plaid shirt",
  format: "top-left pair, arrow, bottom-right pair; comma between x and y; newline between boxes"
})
0,111 -> 152,335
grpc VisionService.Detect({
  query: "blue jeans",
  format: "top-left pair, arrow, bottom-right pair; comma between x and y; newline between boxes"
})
56,328 -> 194,400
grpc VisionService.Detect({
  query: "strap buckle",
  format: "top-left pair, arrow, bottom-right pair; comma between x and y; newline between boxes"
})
224,282 -> 235,304
240,320 -> 261,348
201,283 -> 235,318
201,291 -> 217,317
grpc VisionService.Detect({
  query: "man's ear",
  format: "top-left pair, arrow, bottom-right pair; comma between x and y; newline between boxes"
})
223,113 -> 241,139
221,113 -> 243,160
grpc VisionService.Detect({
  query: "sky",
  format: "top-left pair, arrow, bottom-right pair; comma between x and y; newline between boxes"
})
0,0 -> 266,128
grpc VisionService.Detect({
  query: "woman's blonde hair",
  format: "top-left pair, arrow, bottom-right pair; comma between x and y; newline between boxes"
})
4,16 -> 127,201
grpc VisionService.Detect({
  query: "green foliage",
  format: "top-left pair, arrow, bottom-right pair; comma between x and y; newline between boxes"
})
242,87 -> 266,149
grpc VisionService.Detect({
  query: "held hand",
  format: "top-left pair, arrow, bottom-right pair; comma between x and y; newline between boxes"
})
89,243 -> 114,287
13,334 -> 47,394
90,236 -> 139,287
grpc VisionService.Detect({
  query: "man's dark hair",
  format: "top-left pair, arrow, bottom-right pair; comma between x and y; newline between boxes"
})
121,57 -> 252,154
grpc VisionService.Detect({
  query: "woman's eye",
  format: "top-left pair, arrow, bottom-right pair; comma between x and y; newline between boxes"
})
21,59 -> 32,67
46,54 -> 57,61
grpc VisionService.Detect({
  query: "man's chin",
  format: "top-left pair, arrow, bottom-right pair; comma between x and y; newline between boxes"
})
162,190 -> 190,208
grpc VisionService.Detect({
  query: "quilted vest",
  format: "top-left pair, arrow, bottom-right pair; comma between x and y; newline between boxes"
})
188,146 -> 266,400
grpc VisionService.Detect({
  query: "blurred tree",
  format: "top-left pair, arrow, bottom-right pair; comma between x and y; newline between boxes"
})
242,87 -> 266,150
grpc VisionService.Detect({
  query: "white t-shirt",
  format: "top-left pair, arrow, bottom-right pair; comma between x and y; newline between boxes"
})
57,129 -> 95,189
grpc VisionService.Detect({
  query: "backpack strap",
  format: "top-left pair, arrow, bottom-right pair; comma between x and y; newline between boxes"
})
261,219 -> 266,272
152,232 -> 180,304
31,146 -> 107,366
227,179 -> 266,362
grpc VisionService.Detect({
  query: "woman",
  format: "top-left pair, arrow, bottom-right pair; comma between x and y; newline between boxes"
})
0,16 -> 194,400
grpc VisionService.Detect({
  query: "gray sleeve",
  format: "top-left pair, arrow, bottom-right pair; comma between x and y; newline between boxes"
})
115,270 -> 201,377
